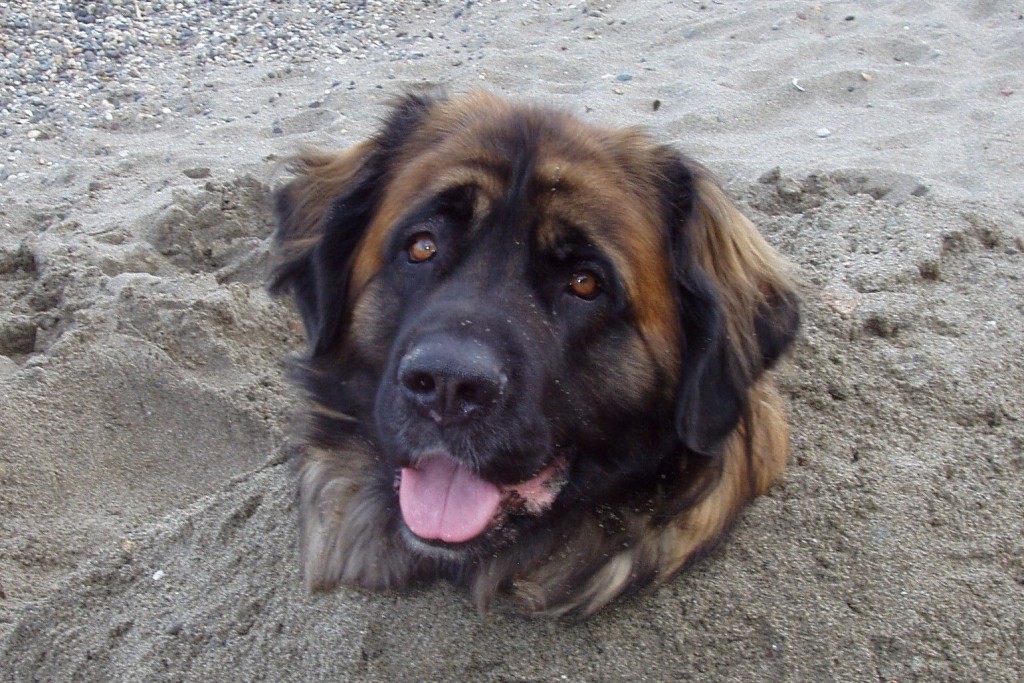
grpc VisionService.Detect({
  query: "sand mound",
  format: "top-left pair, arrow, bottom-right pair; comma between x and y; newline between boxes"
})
0,168 -> 300,624
3,180 -> 1022,680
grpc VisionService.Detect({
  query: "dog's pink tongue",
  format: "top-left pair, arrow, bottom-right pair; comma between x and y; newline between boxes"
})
399,457 -> 502,543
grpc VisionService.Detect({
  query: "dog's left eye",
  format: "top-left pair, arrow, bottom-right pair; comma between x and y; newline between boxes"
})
568,269 -> 601,299
407,233 -> 438,263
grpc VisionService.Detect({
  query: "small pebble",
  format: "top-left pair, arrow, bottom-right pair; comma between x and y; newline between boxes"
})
816,128 -> 832,138
616,73 -> 632,82
152,569 -> 165,581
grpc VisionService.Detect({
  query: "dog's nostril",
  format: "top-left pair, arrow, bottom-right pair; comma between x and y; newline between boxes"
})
404,370 -> 436,395
455,380 -> 495,410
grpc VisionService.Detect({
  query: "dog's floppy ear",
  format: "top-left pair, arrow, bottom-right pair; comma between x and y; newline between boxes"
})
661,155 -> 799,457
269,141 -> 378,352
269,93 -> 439,355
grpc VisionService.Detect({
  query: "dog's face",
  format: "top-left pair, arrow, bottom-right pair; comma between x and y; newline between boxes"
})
353,99 -> 688,551
272,92 -> 798,616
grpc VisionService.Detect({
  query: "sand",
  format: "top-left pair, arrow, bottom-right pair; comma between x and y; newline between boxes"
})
1,1 -> 1022,681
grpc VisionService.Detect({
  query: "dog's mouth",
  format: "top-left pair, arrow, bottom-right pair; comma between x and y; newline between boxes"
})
397,454 -> 568,545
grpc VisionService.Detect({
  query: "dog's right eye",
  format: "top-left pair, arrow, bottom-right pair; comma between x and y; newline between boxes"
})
568,269 -> 601,300
407,233 -> 438,263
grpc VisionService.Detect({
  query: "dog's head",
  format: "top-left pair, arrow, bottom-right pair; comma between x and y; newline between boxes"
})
271,92 -> 798,589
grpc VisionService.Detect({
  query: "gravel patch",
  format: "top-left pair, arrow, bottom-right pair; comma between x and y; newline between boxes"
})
0,0 -> 445,130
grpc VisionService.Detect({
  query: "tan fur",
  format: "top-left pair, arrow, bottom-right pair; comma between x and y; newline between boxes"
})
298,447 -> 417,591
275,141 -> 377,258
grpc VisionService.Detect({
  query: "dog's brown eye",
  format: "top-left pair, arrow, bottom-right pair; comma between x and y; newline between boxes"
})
569,270 -> 600,299
408,233 -> 437,263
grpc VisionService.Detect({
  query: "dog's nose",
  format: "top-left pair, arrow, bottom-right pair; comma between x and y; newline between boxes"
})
398,337 -> 507,426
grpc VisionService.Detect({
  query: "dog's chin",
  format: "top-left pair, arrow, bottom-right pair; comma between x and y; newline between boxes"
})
399,523 -> 484,562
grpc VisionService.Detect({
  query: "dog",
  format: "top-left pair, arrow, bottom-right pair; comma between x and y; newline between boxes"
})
269,92 -> 799,617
